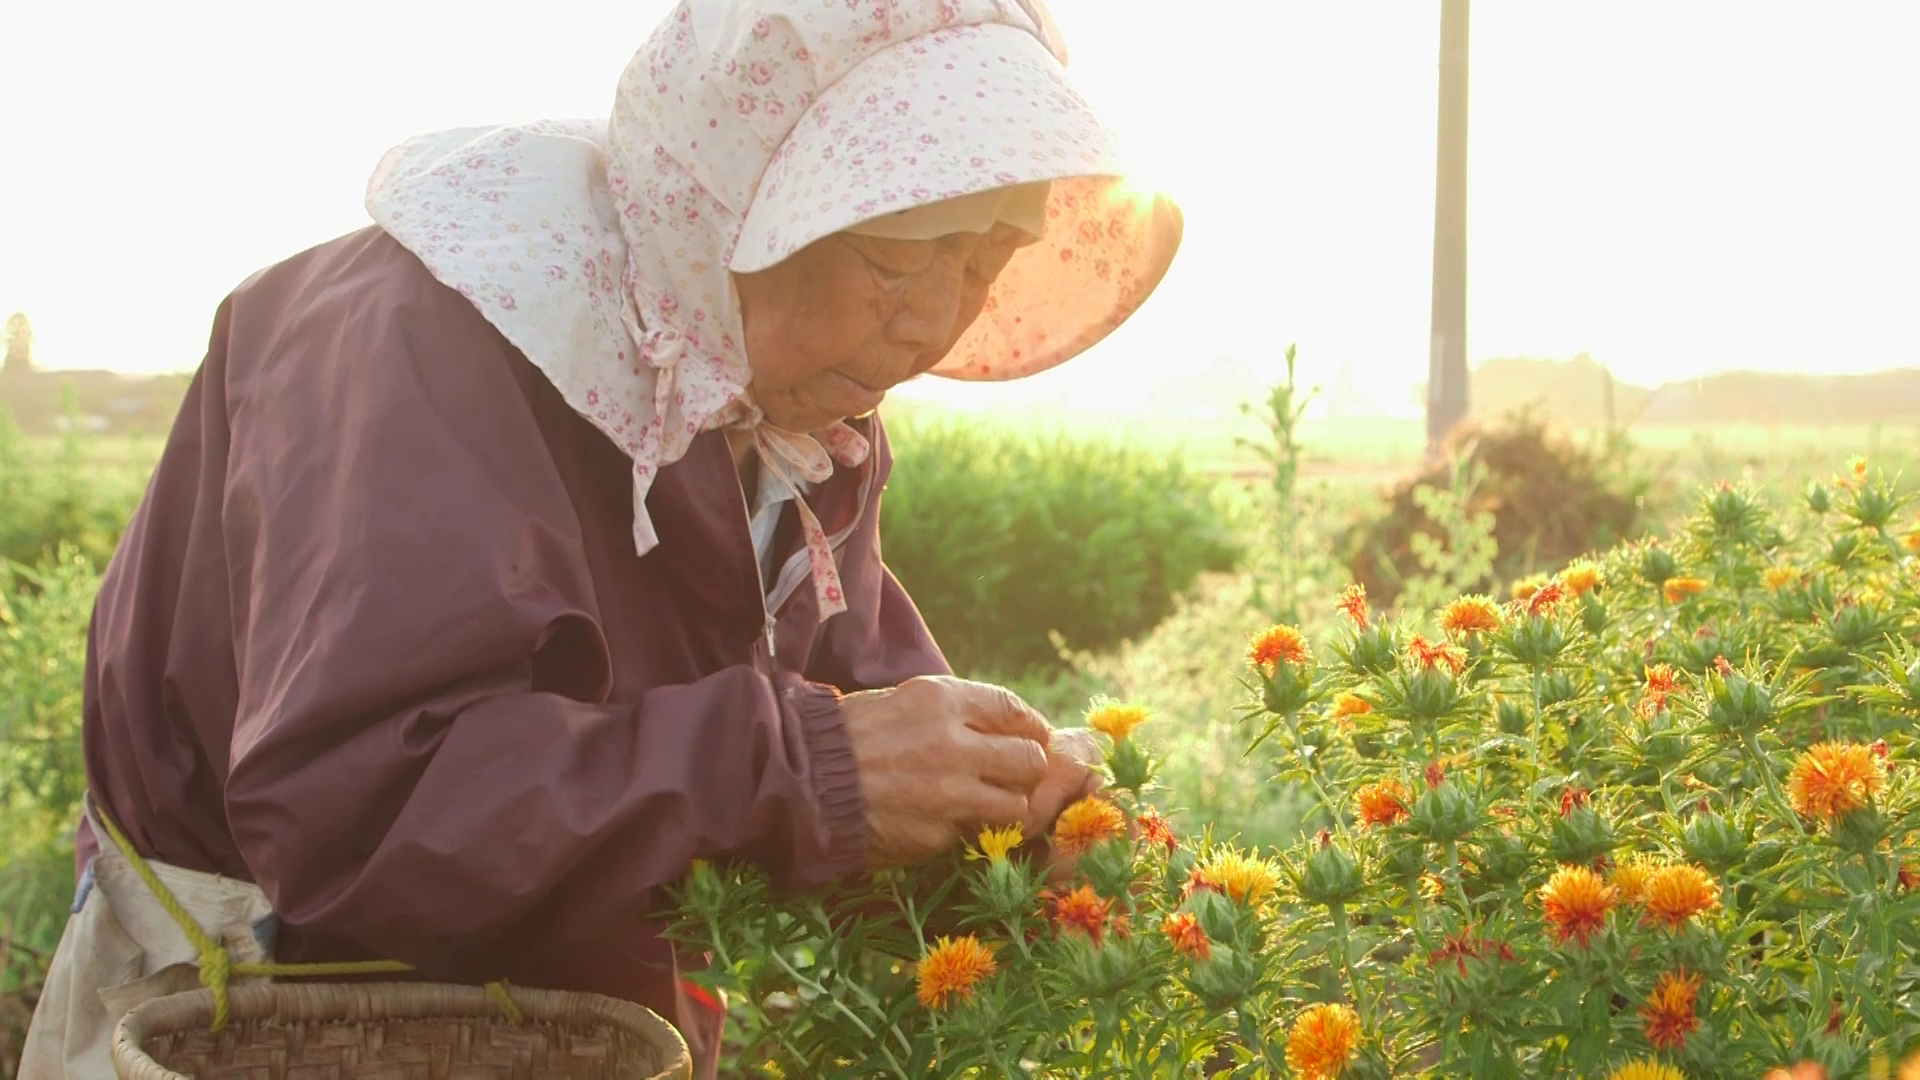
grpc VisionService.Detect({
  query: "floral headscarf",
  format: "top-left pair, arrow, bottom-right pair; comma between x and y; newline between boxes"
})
364,0 -> 1180,620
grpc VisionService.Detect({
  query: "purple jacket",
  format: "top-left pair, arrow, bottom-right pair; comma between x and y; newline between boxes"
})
78,226 -> 949,1071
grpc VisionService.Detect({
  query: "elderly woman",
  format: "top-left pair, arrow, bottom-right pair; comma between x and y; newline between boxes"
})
21,0 -> 1179,1075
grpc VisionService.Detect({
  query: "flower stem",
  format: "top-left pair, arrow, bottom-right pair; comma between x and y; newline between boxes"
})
1330,901 -> 1374,1030
1740,731 -> 1806,838
1286,710 -> 1341,830
1530,665 -> 1546,784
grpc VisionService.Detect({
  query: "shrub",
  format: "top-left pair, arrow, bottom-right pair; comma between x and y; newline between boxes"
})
881,418 -> 1240,680
674,454 -> 1920,1078
1338,410 -> 1648,612
0,409 -> 150,568
0,547 -> 99,1076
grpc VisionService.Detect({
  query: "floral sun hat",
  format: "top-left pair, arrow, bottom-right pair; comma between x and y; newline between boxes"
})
365,0 -> 1182,620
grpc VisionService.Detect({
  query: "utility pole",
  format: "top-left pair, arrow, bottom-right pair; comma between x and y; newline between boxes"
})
1425,0 -> 1470,452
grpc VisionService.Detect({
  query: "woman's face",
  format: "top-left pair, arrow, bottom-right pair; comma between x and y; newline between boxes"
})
734,223 -> 1027,433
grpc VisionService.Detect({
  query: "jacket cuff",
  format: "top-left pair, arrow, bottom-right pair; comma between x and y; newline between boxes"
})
787,680 -> 868,883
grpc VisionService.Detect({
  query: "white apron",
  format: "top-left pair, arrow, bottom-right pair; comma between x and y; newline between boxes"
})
16,810 -> 275,1079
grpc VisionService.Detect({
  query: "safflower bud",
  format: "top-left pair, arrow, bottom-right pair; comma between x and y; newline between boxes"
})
1409,783 -> 1479,844
1638,708 -> 1690,769
1805,479 -> 1832,514
1339,623 -> 1401,679
1548,804 -> 1616,866
1183,945 -> 1261,1010
1830,805 -> 1887,858
1681,809 -> 1749,873
1502,615 -> 1572,668
1059,933 -> 1136,999
1404,666 -> 1466,725
1494,698 -> 1530,737
1579,591 -> 1609,635
1184,889 -> 1242,945
1382,841 -> 1428,882
1261,667 -> 1314,716
1473,830 -> 1532,886
1539,670 -> 1580,708
1704,483 -> 1760,536
1077,836 -> 1138,900
1704,663 -> 1774,733
1248,626 -> 1315,715
682,859 -> 726,919
1297,840 -> 1365,907
1106,735 -> 1154,793
1639,543 -> 1678,589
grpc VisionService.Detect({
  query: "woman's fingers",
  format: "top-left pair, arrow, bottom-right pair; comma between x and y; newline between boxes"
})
936,677 -> 1052,744
956,727 -> 1050,792
938,775 -> 1030,828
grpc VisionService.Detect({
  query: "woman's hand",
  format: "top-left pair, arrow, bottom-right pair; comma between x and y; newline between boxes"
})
841,676 -> 1052,867
1024,728 -> 1105,838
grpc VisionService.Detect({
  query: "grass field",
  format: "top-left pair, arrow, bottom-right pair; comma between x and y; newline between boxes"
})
890,398 -> 1920,489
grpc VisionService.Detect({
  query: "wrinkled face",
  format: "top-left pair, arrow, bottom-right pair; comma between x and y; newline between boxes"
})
734,223 -> 1029,433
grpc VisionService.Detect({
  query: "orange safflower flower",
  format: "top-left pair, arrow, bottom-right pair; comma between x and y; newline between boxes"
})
1638,663 -> 1682,717
1049,884 -> 1112,944
1355,779 -> 1412,828
1330,692 -> 1373,720
1160,912 -> 1211,960
1903,529 -> 1920,555
1563,560 -> 1604,596
1762,565 -> 1800,590
1427,928 -> 1516,975
1642,864 -> 1721,930
1899,863 -> 1920,892
1086,703 -> 1150,741
1248,624 -> 1310,674
967,824 -> 1024,864
1641,969 -> 1703,1051
1608,852 -> 1660,906
1284,1003 -> 1362,1080
1193,848 -> 1281,906
1644,663 -> 1680,699
1408,634 -> 1469,674
1440,595 -> 1501,637
1788,741 -> 1886,824
1837,455 -> 1869,491
1135,809 -> 1177,855
1052,796 -> 1127,855
1540,865 -> 1615,947
1527,578 -> 1567,616
1663,576 -> 1708,604
915,935 -> 996,1009
1511,577 -> 1544,602
1336,583 -> 1369,627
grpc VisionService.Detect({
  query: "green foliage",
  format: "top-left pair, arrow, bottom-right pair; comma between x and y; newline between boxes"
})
0,546 -> 99,1076
881,418 -> 1240,680
1236,345 -> 1351,629
1393,448 -> 1500,625
1340,409 -> 1650,612
0,406 -> 148,568
674,453 -> 1920,1078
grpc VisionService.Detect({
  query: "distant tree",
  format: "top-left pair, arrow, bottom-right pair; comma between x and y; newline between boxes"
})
3,312 -> 33,374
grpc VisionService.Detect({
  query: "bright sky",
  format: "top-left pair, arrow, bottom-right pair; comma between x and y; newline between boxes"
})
3,2 -> 1916,415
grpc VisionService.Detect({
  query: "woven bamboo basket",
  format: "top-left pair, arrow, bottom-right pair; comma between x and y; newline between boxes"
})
111,981 -> 691,1079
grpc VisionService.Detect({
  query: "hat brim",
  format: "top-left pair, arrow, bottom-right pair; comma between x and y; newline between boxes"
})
730,22 -> 1182,382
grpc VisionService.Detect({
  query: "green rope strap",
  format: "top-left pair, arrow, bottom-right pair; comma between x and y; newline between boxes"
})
91,806 -> 525,1033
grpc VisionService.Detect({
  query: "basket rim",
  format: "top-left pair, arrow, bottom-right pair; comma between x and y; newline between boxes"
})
110,980 -> 692,1080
